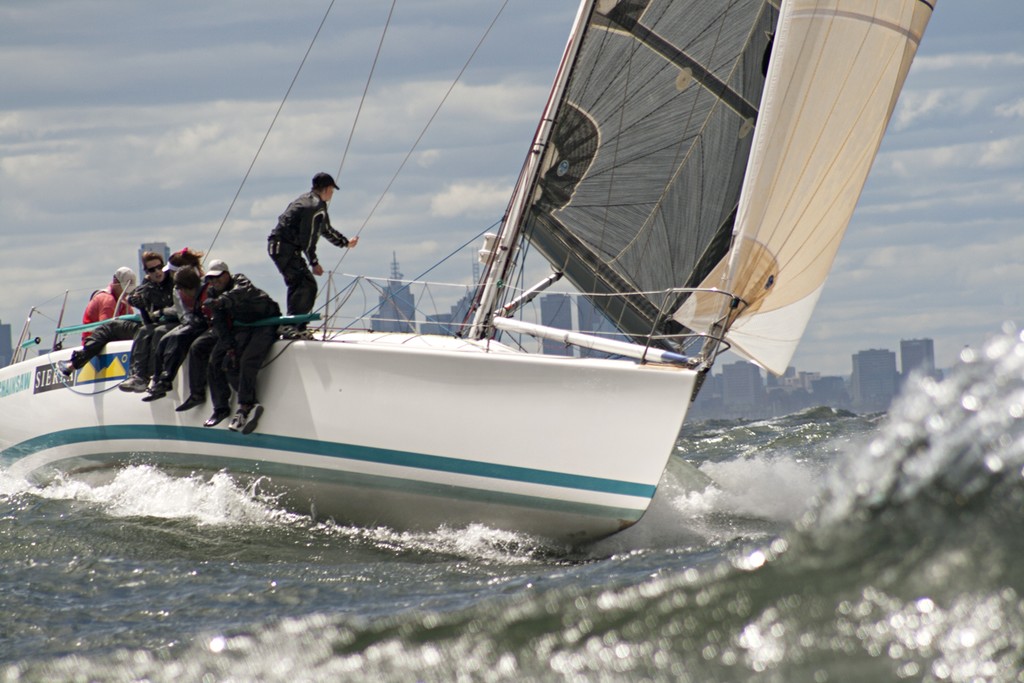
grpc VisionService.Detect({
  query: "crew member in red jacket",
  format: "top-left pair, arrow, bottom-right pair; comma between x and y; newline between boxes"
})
81,267 -> 136,342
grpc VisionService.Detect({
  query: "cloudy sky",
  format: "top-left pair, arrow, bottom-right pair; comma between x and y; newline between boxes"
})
1,0 -> 1021,376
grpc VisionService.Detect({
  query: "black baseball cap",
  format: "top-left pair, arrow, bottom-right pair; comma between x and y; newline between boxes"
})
312,172 -> 339,190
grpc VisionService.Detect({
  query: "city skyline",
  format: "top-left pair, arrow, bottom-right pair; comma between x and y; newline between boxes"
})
0,269 -> 940,419
1,256 -> 949,385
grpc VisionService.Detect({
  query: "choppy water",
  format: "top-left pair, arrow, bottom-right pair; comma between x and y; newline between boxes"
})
4,328 -> 1024,682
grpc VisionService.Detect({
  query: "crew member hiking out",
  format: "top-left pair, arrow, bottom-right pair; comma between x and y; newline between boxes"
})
57,267 -> 137,376
202,260 -> 281,434
267,171 -> 358,339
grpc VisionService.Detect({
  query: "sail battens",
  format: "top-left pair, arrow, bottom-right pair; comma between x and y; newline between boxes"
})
485,0 -> 932,376
789,9 -> 924,44
596,13 -> 759,121
511,0 -> 778,351
711,0 -> 935,374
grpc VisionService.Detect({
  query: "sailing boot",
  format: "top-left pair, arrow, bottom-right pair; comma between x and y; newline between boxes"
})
229,403 -> 264,435
142,375 -> 173,402
176,394 -> 206,412
56,351 -> 84,377
203,407 -> 231,427
119,375 -> 151,393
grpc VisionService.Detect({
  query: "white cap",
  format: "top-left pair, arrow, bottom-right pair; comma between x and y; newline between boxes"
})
205,259 -> 230,278
114,267 -> 137,293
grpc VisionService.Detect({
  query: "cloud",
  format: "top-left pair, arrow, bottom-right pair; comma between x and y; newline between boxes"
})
979,135 -> 1024,168
911,51 -> 1024,71
430,180 -> 511,218
996,98 -> 1024,118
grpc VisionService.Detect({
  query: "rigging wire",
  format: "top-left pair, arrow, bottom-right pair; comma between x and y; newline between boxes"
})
196,0 -> 510,337
326,221 -> 499,335
334,0 -> 398,183
203,0 -> 339,261
325,0 -> 512,276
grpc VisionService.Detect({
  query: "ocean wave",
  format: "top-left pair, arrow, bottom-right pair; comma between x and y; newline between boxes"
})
7,332 -> 1024,681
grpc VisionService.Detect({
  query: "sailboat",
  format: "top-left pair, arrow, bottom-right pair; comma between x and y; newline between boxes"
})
0,0 -> 935,543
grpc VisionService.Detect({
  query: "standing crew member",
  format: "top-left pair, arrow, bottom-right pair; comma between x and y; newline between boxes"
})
267,172 -> 358,338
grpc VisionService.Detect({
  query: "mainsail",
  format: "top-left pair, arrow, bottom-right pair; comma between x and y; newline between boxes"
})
505,0 -> 780,348
675,0 -> 936,374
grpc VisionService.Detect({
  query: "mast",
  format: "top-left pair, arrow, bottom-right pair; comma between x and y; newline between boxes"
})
467,0 -> 596,340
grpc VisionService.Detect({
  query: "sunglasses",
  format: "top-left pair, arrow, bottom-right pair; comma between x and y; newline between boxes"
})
145,264 -> 164,274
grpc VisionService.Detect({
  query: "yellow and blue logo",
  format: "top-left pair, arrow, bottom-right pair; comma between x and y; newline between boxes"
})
75,352 -> 131,386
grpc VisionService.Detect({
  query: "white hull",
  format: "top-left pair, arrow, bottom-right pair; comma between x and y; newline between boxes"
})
0,334 -> 697,543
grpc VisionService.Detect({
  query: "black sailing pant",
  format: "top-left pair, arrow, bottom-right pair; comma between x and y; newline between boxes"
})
185,328 -> 217,397
268,238 -> 316,318
209,326 -> 277,410
129,321 -> 177,380
73,319 -> 139,369
153,323 -> 207,385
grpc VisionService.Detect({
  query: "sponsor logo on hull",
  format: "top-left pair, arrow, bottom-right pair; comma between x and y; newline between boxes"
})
32,351 -> 131,394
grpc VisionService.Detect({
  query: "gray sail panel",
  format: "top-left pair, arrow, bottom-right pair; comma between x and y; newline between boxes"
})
519,0 -> 778,347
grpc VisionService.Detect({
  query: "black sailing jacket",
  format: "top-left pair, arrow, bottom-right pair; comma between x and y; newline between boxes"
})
268,191 -> 349,267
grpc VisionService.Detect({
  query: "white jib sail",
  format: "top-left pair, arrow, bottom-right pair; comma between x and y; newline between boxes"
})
674,0 -> 935,375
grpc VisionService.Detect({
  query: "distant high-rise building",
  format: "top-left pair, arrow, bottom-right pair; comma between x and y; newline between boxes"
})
900,338 -> 936,379
0,321 -> 12,367
721,360 -> 764,409
851,348 -> 898,411
540,293 -> 573,356
810,376 -> 849,406
421,287 -> 475,336
371,253 -> 416,333
420,257 -> 479,337
575,296 -> 626,358
139,242 -> 170,277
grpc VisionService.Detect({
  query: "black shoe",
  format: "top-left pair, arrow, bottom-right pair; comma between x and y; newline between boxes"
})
229,403 -> 263,434
176,394 -> 206,412
203,408 -> 231,428
142,380 -> 172,402
242,404 -> 264,434
57,351 -> 82,377
119,375 -> 150,393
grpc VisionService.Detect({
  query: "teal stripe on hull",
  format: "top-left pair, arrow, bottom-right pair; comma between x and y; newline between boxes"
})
24,449 -> 647,523
4,424 -> 657,499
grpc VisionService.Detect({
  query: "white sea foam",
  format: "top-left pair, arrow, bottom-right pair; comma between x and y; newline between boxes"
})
696,454 -> 824,522
24,465 -> 305,527
0,467 -> 32,498
319,521 -> 547,564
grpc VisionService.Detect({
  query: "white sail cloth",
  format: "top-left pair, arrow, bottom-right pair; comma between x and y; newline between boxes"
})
674,0 -> 936,375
